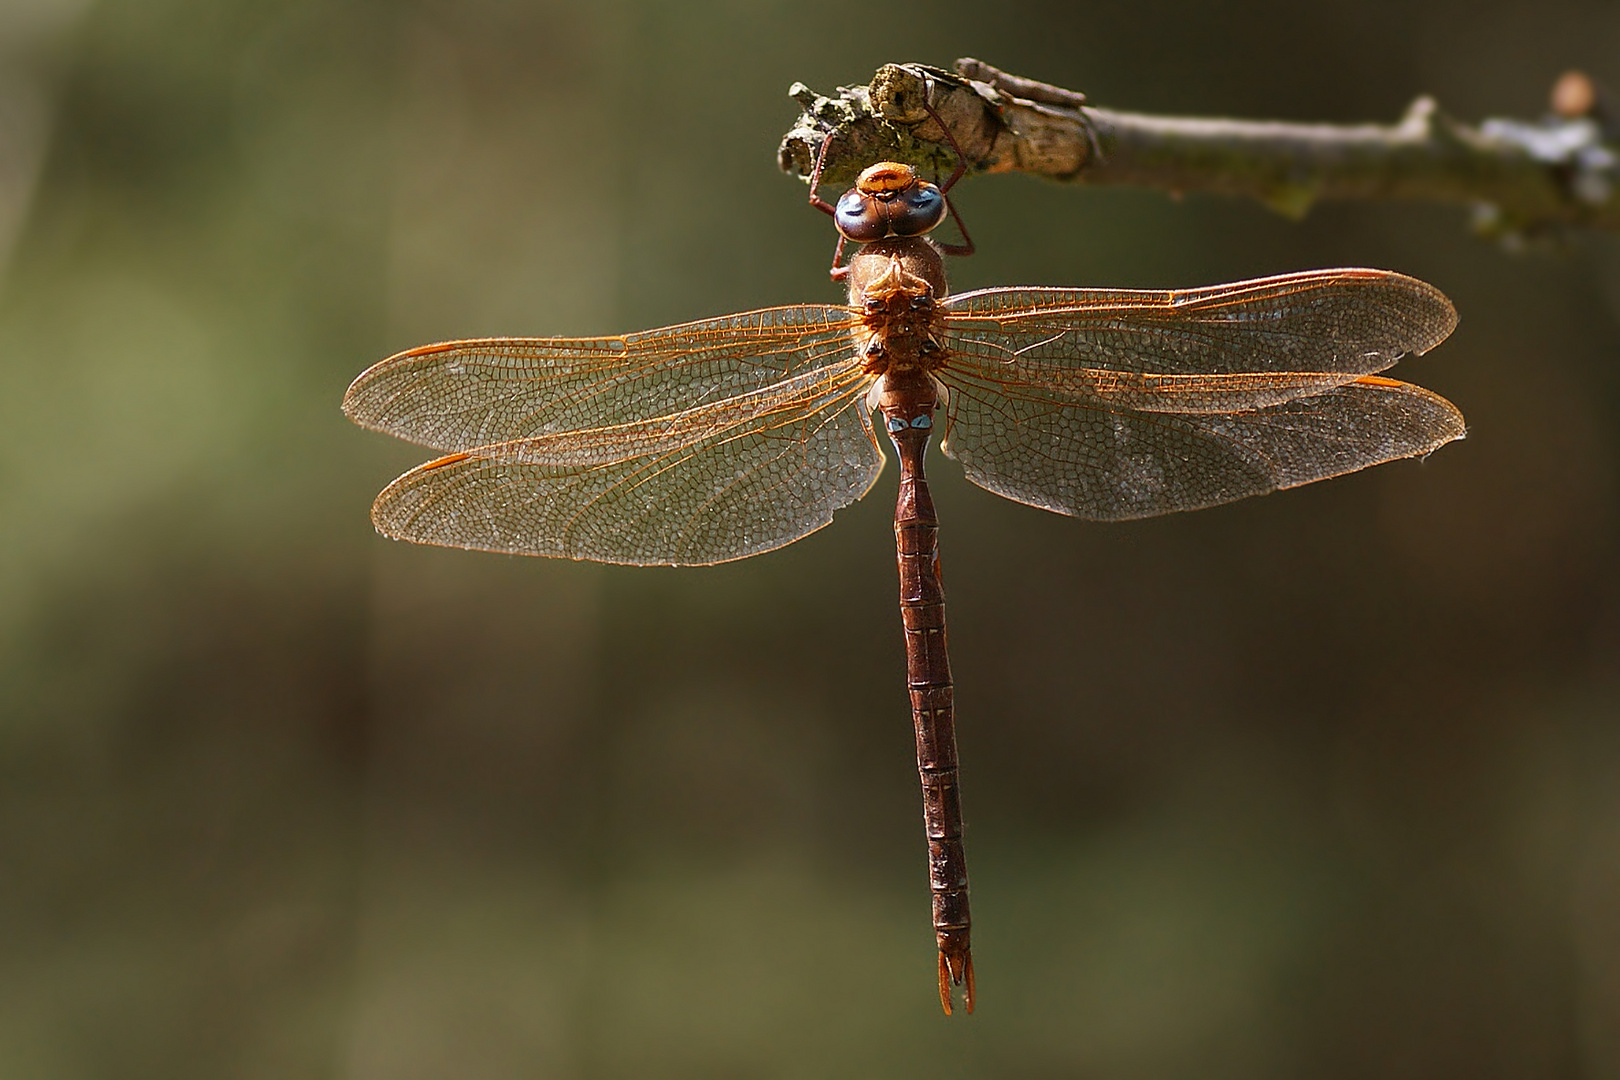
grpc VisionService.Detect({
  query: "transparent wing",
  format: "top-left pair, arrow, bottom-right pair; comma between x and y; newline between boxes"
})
368,364 -> 884,566
938,375 -> 1464,520
936,268 -> 1462,518
459,364 -> 866,467
942,269 -> 1458,405
343,304 -> 861,453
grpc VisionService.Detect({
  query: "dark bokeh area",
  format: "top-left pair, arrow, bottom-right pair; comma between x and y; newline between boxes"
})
2,0 -> 1618,1076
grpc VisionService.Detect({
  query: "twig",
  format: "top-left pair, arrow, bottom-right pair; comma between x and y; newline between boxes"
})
777,59 -> 1620,238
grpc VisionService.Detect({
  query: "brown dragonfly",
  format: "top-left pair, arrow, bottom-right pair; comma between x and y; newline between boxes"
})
343,136 -> 1462,1015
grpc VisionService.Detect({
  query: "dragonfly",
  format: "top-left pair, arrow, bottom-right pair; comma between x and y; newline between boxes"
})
343,120 -> 1463,1015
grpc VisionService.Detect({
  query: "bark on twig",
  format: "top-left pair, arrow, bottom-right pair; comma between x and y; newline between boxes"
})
778,59 -> 1620,238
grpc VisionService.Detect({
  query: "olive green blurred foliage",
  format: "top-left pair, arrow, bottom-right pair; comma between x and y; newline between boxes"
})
2,0 -> 1619,1077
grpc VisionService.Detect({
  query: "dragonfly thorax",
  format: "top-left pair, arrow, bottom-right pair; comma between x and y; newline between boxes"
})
848,241 -> 949,380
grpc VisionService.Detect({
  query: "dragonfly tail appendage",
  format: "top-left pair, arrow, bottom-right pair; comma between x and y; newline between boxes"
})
938,935 -> 975,1015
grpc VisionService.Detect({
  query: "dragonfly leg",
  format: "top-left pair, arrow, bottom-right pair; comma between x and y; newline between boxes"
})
919,97 -> 975,257
808,130 -> 856,279
806,125 -> 840,217
920,94 -> 970,195
936,196 -> 975,259
828,233 -> 850,281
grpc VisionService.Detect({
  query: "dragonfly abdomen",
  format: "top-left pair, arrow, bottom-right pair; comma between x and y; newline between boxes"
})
882,367 -> 974,1015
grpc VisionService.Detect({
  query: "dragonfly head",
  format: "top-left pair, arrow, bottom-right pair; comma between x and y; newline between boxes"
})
833,162 -> 948,243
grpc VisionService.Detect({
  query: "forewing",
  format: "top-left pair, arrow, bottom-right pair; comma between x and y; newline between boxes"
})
368,368 -> 884,566
465,365 -> 865,467
939,375 -> 1464,520
343,305 -> 860,453
942,269 -> 1457,409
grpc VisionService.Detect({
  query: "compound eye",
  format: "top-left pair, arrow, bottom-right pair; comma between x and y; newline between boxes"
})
890,182 -> 947,237
834,190 -> 888,242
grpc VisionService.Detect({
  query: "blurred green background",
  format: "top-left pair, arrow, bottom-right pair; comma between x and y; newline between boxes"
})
2,1 -> 1618,1077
